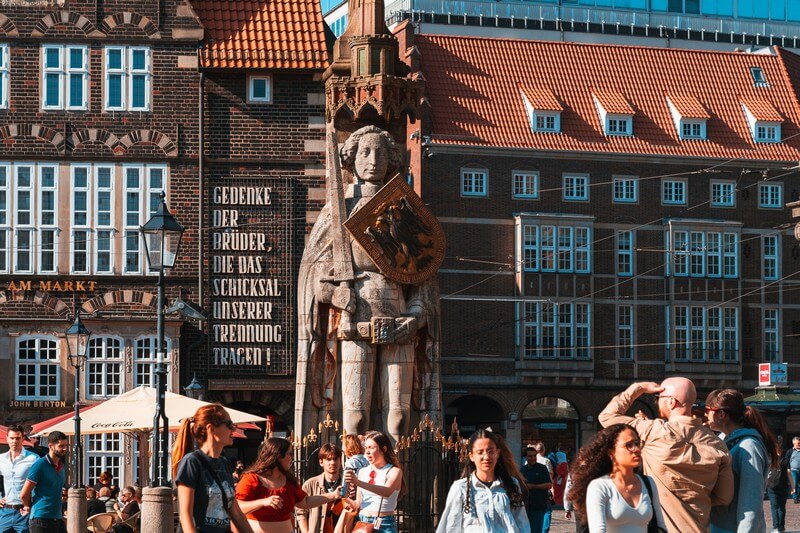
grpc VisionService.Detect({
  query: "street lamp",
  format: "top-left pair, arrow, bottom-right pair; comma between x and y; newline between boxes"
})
140,192 -> 184,487
183,374 -> 206,400
65,311 -> 91,488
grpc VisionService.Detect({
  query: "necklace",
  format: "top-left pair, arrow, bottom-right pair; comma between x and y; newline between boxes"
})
323,478 -> 340,493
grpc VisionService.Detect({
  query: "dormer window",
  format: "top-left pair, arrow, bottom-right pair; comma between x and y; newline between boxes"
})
750,67 -> 768,87
592,89 -> 634,137
520,86 -> 562,134
667,95 -> 709,141
741,98 -> 782,143
533,112 -> 559,133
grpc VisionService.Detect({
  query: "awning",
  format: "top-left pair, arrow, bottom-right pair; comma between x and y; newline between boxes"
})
743,387 -> 800,413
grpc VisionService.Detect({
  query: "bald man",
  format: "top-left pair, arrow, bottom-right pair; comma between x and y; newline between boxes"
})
599,378 -> 733,533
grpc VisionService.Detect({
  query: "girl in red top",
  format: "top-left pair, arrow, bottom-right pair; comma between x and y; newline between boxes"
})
235,437 -> 341,533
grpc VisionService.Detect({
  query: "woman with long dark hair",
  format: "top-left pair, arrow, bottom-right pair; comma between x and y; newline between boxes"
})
235,437 -> 341,533
342,431 -> 405,533
706,389 -> 779,533
568,423 -> 665,532
437,429 -> 530,532
172,404 -> 253,533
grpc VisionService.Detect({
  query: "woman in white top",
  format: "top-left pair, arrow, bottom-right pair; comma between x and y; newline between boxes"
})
343,431 -> 403,533
569,423 -> 665,533
437,429 -> 530,533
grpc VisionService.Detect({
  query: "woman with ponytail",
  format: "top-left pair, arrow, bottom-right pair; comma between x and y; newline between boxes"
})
706,389 -> 779,533
172,404 -> 253,533
436,429 -> 530,532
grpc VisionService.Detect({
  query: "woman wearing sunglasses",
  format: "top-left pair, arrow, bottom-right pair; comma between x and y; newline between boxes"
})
568,423 -> 666,532
706,389 -> 779,533
172,404 -> 253,533
235,437 -> 342,533
343,431 -> 404,533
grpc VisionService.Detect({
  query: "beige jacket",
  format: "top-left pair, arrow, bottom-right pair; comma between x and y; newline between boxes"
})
599,384 -> 734,533
296,472 -> 341,533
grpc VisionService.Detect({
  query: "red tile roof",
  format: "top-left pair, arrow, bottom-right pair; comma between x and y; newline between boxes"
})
416,36 -> 800,161
667,94 -> 710,119
592,89 -> 634,115
520,86 -> 562,111
740,97 -> 784,122
192,0 -> 329,69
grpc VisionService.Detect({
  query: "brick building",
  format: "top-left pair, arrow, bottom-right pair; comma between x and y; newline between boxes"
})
402,28 -> 800,456
0,0 -> 205,483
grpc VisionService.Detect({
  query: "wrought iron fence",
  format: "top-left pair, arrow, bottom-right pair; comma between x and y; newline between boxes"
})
279,414 -> 468,533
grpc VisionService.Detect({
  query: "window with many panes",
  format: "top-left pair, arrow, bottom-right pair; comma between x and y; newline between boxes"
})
662,180 -> 686,205
758,183 -> 782,208
513,171 -> 538,199
86,337 -> 123,399
669,229 -> 738,278
607,116 -> 632,135
0,44 -> 8,109
710,181 -> 735,207
124,165 -> 165,273
763,234 -> 779,281
532,112 -> 559,133
764,309 -> 780,362
0,163 -> 59,274
563,174 -> 588,201
104,47 -> 151,111
522,224 -> 591,273
42,45 -> 88,110
95,167 -> 114,273
522,301 -> 590,360
71,164 -> 117,275
755,123 -> 780,143
16,337 -> 59,400
86,434 -> 123,487
671,306 -> 738,362
71,165 -> 91,274
618,305 -> 634,361
460,168 -> 487,197
617,230 -> 633,276
133,336 -> 172,388
613,176 -> 637,203
681,120 -> 705,139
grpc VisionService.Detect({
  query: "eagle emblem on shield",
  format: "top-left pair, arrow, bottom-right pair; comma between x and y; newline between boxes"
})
344,175 -> 446,285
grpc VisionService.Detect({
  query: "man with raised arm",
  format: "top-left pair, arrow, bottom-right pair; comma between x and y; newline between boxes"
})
599,377 -> 733,533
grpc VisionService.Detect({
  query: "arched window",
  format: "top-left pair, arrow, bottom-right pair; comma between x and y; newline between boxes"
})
16,337 -> 59,400
86,336 -> 124,399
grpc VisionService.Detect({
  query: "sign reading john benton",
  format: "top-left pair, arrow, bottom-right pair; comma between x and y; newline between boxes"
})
209,176 -> 296,376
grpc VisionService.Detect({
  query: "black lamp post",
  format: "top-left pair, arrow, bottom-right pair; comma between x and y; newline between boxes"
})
140,192 -> 184,487
183,374 -> 206,401
65,311 -> 91,488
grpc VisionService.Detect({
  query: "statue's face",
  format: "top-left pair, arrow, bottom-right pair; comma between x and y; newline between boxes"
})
354,133 -> 389,183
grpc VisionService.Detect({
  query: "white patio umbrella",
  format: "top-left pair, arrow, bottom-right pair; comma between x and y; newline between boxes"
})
31,386 -> 266,485
31,385 -> 266,436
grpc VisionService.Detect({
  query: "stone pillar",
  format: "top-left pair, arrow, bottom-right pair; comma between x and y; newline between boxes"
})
141,486 -> 174,533
66,487 -> 87,532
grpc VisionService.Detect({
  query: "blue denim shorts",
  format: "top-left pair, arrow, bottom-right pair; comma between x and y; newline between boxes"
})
356,513 -> 397,533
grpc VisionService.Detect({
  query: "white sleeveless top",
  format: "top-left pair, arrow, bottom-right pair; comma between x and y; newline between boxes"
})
358,463 -> 399,513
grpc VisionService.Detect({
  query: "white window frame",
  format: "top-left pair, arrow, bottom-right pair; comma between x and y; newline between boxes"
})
133,336 -> 173,388
612,175 -> 638,203
522,301 -> 591,360
521,223 -> 591,274
710,180 -> 735,207
617,305 -> 634,361
755,122 -> 781,143
662,179 -> 687,205
513,171 -> 539,199
758,183 -> 782,209
86,434 -> 123,489
104,46 -> 152,111
764,309 -> 780,362
95,165 -> 115,274
41,45 -> 88,111
461,167 -> 487,197
70,164 -> 91,274
617,230 -> 633,276
14,164 -> 33,274
123,164 -> 166,275
247,75 -> 272,104
85,336 -> 124,399
680,120 -> 706,140
532,111 -> 560,133
606,114 -> 632,136
38,164 -> 58,274
763,234 -> 779,281
0,44 -> 9,109
0,163 -> 8,273
563,174 -> 589,201
671,306 -> 738,362
15,336 -> 60,400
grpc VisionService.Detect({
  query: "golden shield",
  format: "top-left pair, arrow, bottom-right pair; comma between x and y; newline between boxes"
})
344,174 -> 446,285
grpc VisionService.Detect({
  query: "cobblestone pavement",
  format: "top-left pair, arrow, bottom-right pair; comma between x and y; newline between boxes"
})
546,498 -> 800,532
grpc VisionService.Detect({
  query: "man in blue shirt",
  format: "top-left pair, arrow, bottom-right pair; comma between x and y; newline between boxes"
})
789,436 -> 800,503
20,431 -> 68,533
0,425 -> 38,533
522,446 -> 553,533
